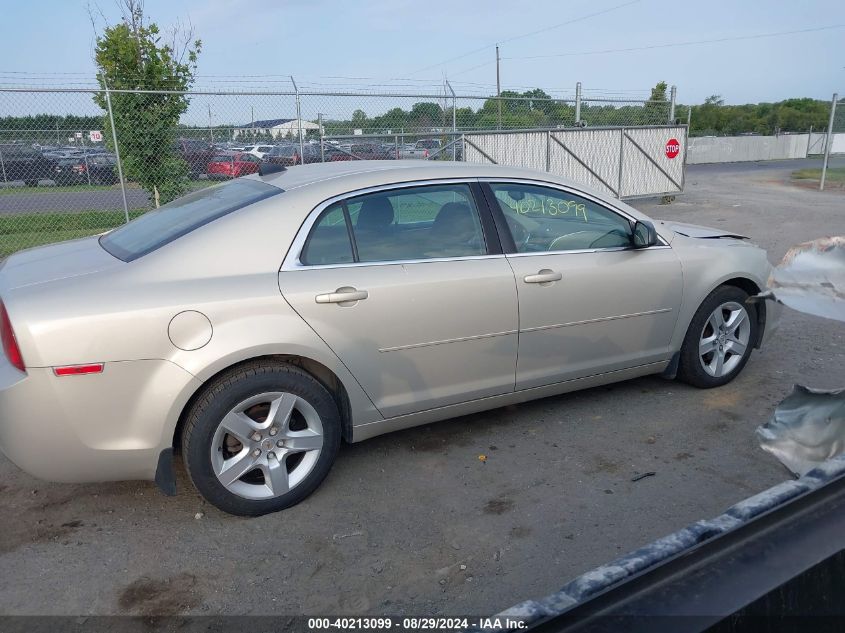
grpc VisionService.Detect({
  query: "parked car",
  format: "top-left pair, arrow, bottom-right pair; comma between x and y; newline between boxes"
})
263,143 -> 364,165
50,154 -> 119,186
398,139 -> 461,160
0,161 -> 781,516
262,144 -> 300,166
50,158 -> 89,185
206,152 -> 261,179
331,143 -> 395,161
87,154 -> 119,185
0,143 -> 54,185
241,144 -> 276,160
397,142 -> 431,160
174,138 -> 215,177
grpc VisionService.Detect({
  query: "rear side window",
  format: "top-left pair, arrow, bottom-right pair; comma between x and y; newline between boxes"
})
301,203 -> 354,265
100,179 -> 281,262
300,183 -> 486,265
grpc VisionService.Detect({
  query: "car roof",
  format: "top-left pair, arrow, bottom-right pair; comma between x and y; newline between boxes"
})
248,160 -> 588,193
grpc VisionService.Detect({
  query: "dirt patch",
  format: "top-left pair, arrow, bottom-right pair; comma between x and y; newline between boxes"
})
0,519 -> 84,555
585,457 -> 620,475
509,526 -> 532,539
791,178 -> 845,191
483,497 -> 514,515
118,573 -> 202,616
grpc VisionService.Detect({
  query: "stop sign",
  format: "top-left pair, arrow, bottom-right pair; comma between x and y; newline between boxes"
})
665,138 -> 680,159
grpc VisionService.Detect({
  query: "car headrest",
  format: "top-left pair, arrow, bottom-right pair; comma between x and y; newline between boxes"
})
432,202 -> 476,239
356,197 -> 395,231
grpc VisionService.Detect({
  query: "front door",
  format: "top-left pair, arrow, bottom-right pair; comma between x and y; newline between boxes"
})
485,181 -> 684,390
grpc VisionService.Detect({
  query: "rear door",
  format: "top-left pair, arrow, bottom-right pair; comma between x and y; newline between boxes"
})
279,181 -> 519,418
483,181 -> 683,390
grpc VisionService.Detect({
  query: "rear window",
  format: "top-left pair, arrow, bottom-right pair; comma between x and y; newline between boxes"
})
99,179 -> 281,262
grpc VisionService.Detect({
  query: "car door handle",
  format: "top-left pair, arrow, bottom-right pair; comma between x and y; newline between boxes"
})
315,287 -> 369,304
523,270 -> 562,284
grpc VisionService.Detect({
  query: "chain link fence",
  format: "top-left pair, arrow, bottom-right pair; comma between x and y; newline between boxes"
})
0,84 -> 677,257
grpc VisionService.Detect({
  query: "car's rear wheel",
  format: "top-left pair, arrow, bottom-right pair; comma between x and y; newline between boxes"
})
677,285 -> 758,388
181,361 -> 341,516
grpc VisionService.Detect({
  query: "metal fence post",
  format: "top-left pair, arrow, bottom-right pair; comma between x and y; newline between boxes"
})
496,45 -> 502,131
318,112 -> 325,162
446,80 -> 456,160
669,85 -> 677,123
617,127 -> 625,198
0,146 -> 6,184
821,93 -> 838,191
104,85 -> 130,224
81,131 -> 92,186
575,82 -> 582,125
546,130 -> 551,171
291,76 -> 305,165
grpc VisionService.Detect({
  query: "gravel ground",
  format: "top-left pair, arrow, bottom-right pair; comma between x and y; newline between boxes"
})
1,158 -> 844,617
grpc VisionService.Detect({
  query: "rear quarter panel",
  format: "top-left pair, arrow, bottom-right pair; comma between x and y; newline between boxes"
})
3,190 -> 383,443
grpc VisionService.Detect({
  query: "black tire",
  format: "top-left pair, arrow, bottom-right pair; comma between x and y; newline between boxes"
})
677,285 -> 758,388
181,361 -> 341,516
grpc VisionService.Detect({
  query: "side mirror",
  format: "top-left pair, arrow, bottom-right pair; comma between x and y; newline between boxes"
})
632,220 -> 658,248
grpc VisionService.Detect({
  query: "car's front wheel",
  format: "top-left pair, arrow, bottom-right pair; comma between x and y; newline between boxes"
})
181,361 -> 341,516
677,285 -> 758,388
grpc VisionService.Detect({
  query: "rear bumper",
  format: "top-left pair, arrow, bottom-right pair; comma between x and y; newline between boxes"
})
0,359 -> 200,483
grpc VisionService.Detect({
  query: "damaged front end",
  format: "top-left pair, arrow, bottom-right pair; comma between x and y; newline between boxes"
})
754,236 -> 845,476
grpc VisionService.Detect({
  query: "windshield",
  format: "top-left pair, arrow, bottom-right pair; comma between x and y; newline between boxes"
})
99,179 -> 281,262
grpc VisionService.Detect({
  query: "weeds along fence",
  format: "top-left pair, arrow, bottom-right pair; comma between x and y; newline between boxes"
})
0,85 -> 678,257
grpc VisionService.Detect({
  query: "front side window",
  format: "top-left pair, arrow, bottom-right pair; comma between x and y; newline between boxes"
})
100,179 -> 281,262
300,183 -> 486,265
489,183 -> 632,253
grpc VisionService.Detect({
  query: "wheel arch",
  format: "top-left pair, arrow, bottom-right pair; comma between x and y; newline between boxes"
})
717,276 -> 766,348
171,354 -> 355,453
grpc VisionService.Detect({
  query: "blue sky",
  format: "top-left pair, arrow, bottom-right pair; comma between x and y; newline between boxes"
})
1,0 -> 843,106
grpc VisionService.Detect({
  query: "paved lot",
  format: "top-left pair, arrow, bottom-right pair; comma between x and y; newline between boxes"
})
0,185 -> 150,213
1,158 -> 844,617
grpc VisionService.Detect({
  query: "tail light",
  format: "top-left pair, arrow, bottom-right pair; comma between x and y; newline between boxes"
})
0,301 -> 25,372
423,149 -> 429,158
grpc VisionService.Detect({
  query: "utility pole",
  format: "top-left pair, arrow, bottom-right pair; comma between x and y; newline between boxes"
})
821,93 -> 838,191
575,81 -> 582,125
669,85 -> 677,123
496,45 -> 502,130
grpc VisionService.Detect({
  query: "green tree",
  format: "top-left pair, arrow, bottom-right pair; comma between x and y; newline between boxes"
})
644,81 -> 669,124
92,0 -> 201,203
351,109 -> 368,130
